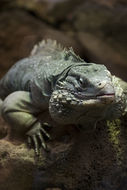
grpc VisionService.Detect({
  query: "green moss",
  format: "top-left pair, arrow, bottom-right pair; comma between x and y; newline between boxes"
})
107,119 -> 121,146
107,119 -> 123,165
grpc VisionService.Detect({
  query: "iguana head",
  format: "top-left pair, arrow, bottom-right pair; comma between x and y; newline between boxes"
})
49,63 -> 115,126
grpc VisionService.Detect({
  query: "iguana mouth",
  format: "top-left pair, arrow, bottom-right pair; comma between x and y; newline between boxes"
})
51,89 -> 115,107
72,91 -> 115,100
96,93 -> 115,104
96,93 -> 115,99
73,93 -> 115,105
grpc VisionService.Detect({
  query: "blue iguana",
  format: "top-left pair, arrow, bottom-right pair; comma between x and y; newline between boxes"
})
0,39 -> 127,155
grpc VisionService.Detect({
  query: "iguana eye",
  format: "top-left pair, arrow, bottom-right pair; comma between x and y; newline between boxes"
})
79,77 -> 86,88
79,78 -> 83,85
78,77 -> 88,89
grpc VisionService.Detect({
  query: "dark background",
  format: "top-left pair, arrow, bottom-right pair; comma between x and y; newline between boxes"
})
0,0 -> 127,81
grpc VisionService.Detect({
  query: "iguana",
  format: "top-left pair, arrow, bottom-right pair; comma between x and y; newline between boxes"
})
0,39 -> 127,155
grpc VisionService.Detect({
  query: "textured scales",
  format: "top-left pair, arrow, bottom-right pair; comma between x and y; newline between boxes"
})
0,39 -> 127,155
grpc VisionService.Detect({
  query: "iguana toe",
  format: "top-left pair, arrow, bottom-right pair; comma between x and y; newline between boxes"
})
26,122 -> 51,156
37,131 -> 47,150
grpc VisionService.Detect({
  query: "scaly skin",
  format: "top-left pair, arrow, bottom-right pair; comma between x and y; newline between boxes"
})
0,39 -> 127,155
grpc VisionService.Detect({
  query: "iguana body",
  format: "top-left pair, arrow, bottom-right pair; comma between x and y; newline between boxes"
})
0,39 -> 127,155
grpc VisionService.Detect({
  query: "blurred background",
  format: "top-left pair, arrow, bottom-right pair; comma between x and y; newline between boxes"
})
0,0 -> 127,81
1,2 -> 127,189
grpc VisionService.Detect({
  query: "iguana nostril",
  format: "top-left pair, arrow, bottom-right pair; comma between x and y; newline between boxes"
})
97,81 -> 106,88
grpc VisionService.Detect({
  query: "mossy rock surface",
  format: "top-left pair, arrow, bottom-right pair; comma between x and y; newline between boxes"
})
1,115 -> 127,190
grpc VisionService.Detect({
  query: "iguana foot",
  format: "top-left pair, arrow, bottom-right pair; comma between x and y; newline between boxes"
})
26,122 -> 51,156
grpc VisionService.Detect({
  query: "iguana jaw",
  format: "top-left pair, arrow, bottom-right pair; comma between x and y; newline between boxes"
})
50,89 -> 115,107
49,89 -> 115,125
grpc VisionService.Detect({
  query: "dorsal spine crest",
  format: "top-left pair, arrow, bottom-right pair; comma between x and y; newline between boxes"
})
64,47 -> 84,63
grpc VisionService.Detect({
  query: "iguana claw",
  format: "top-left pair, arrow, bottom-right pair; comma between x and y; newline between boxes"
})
26,122 -> 51,156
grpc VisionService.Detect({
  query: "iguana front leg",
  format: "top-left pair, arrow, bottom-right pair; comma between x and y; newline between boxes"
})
1,91 -> 51,155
